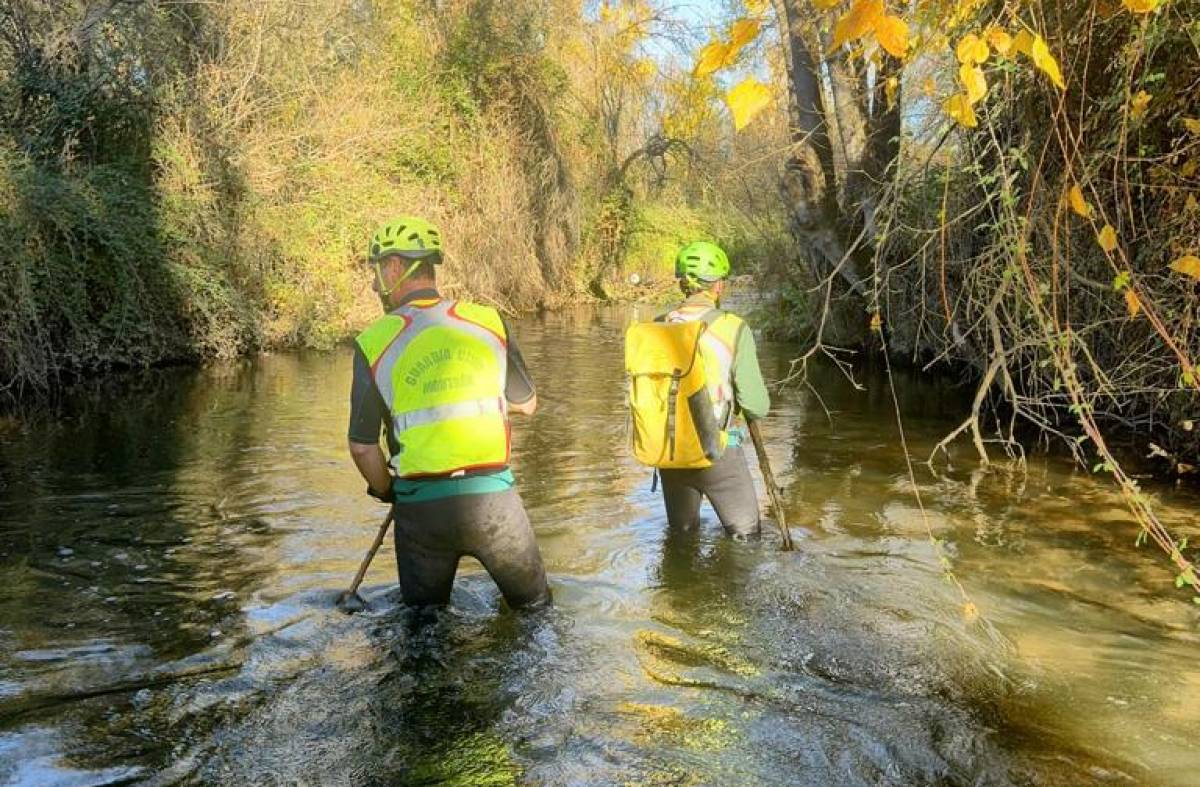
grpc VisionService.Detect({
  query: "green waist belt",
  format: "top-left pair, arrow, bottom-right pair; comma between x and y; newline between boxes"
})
391,468 -> 515,503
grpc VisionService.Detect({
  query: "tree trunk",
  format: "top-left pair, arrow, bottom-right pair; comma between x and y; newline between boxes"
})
776,0 -> 873,298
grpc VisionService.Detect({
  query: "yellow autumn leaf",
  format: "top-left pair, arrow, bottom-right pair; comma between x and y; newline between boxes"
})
1030,34 -> 1066,90
1122,0 -> 1161,12
922,77 -> 937,97
726,78 -> 773,131
1130,90 -> 1152,121
1067,184 -> 1091,217
955,33 -> 989,65
874,14 -> 909,59
813,0 -> 841,9
1182,160 -> 1198,178
728,18 -> 761,53
1012,29 -> 1034,57
831,0 -> 883,51
945,93 -> 977,128
885,76 -> 898,110
1125,289 -> 1141,319
1170,254 -> 1200,280
1098,224 -> 1118,252
869,312 -> 883,331
962,601 -> 979,623
694,41 -> 730,77
986,27 -> 1013,56
1183,118 -> 1200,135
959,64 -> 987,104
745,0 -> 772,13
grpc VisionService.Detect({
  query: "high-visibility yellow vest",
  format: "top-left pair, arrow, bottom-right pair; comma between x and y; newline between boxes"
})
665,303 -> 743,430
355,298 -> 509,478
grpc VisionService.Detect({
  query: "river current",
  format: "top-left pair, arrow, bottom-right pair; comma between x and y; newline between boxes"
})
1,303 -> 1197,785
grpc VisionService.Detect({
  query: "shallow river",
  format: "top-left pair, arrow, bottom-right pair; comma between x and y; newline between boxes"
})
1,304 -> 1198,786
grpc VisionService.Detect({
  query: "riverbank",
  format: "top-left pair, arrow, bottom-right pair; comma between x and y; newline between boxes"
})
0,275 -> 688,404
0,1 -> 790,401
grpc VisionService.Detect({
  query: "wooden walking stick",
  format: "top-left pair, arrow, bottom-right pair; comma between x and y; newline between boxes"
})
747,419 -> 794,551
336,508 -> 395,613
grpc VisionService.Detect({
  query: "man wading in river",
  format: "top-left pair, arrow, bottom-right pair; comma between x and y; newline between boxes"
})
628,241 -> 770,539
346,217 -> 550,608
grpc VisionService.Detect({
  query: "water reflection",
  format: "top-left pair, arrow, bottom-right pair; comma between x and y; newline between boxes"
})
0,305 -> 1197,785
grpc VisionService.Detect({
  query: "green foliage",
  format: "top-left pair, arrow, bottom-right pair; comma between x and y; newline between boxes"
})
581,180 -> 788,303
439,0 -> 547,112
625,202 -> 705,280
0,0 -> 590,393
622,202 -> 766,281
2,144 -> 201,389
0,0 -> 793,393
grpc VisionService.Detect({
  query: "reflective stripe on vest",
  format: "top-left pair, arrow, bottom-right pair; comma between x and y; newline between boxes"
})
355,299 -> 509,478
667,304 -> 740,426
394,396 -> 504,432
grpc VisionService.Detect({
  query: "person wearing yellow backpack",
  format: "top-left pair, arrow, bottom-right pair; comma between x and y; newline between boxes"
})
631,240 -> 771,539
346,217 -> 550,609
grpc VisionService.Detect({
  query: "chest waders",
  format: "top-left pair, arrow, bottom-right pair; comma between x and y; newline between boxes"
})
352,298 -> 551,609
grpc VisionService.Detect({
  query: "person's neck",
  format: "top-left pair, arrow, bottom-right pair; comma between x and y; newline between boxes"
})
386,278 -> 437,309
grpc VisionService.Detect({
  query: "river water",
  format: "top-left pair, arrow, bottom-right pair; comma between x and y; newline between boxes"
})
0,303 -> 1197,786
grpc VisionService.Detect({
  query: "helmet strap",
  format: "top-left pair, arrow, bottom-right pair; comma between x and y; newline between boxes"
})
373,258 -> 425,300
682,276 -> 722,302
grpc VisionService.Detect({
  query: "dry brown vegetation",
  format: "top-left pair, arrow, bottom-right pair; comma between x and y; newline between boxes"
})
0,0 -> 784,396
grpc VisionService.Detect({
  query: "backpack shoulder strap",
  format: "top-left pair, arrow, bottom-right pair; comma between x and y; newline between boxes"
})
698,308 -> 741,359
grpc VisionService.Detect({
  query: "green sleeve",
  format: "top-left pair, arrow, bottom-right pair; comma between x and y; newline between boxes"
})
732,322 -> 770,421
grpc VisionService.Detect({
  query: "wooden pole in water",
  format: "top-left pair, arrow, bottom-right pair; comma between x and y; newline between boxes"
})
747,419 -> 794,551
336,508 -> 395,612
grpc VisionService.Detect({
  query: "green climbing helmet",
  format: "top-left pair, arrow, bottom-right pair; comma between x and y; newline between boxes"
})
675,240 -> 731,286
368,216 -> 443,263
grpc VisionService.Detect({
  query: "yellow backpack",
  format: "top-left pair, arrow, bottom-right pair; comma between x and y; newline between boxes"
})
624,320 -> 727,469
